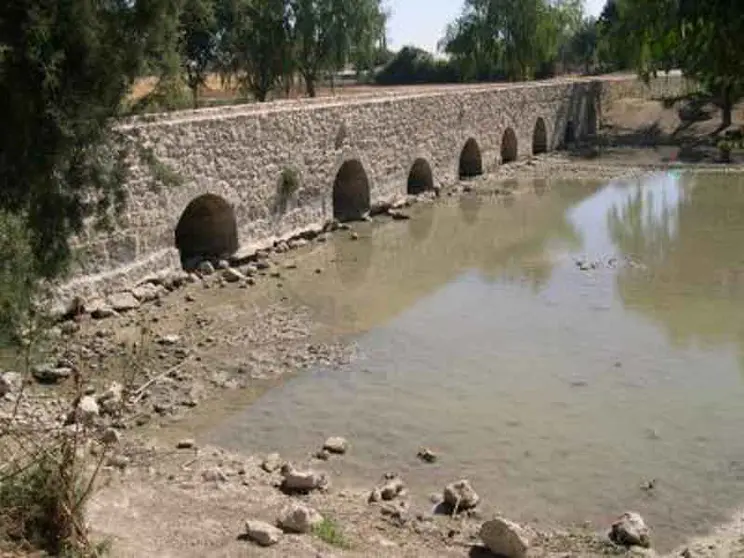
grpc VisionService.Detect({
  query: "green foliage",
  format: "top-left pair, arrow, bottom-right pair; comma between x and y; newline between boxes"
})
603,0 -> 744,127
180,0 -> 218,108
0,439 -> 100,556
0,212 -> 38,346
375,47 -> 459,85
0,0 -> 175,279
312,518 -> 350,549
137,145 -> 184,190
438,0 -> 596,82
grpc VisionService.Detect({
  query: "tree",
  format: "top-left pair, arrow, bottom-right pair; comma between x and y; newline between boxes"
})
290,0 -> 385,97
0,0 -> 176,279
180,0 -> 217,108
605,0 -> 744,128
232,0 -> 291,102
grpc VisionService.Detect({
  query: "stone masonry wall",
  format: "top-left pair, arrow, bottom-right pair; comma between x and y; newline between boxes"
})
56,73 -> 690,304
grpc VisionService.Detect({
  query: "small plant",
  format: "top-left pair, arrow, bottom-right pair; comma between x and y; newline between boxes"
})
137,145 -> 184,190
312,518 -> 351,549
274,167 -> 301,215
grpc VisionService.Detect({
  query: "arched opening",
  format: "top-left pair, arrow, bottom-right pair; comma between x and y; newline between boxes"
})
175,193 -> 238,270
407,158 -> 434,195
564,121 -> 575,146
501,128 -> 518,164
532,118 -> 548,155
333,159 -> 371,222
458,138 -> 483,179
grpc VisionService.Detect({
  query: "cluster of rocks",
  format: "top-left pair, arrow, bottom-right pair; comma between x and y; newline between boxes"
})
244,502 -> 325,547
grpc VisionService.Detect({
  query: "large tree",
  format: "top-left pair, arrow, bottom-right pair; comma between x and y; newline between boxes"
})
607,0 -> 744,127
290,0 -> 385,97
180,0 -> 217,108
0,0 -> 175,278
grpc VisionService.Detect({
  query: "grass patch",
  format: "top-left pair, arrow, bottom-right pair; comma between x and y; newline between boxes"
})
312,518 -> 351,549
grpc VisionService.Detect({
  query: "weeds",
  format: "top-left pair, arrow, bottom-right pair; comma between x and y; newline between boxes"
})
274,167 -> 301,215
312,518 -> 351,549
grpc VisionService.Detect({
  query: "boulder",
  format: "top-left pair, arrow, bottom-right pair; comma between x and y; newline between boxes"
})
74,396 -> 100,424
610,512 -> 651,548
222,267 -> 245,283
202,467 -> 227,483
280,465 -> 328,493
261,452 -> 283,473
323,436 -> 349,455
97,381 -> 124,414
131,283 -> 161,302
245,520 -> 282,547
86,299 -> 116,319
480,517 -> 531,558
32,363 -> 72,384
277,503 -> 324,534
107,292 -> 140,312
380,476 -> 405,501
443,480 -> 479,511
197,261 -> 215,276
0,371 -> 22,396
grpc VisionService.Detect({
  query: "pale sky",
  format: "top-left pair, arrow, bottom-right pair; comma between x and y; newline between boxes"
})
386,0 -> 607,54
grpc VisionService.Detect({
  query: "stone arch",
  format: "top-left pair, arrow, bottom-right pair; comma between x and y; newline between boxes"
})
333,159 -> 371,222
532,118 -> 548,155
501,128 -> 518,164
175,193 -> 238,269
407,158 -> 435,195
458,138 -> 483,179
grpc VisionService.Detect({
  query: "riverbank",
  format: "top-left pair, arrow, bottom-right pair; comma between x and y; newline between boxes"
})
3,141 -> 744,557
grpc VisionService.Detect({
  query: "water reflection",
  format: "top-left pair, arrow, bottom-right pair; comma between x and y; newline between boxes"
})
606,172 -> 744,359
459,192 -> 482,225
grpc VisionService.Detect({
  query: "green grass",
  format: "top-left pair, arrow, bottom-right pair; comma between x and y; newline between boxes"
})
312,518 -> 351,549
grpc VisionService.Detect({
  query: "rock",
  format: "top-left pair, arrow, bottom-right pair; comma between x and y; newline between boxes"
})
0,372 -> 22,396
323,436 -> 348,454
158,334 -> 181,346
350,231 -> 359,240
417,448 -> 437,463
216,259 -> 230,270
314,449 -> 331,461
480,517 -> 531,558
74,396 -> 99,424
288,238 -> 308,249
443,480 -> 479,511
380,476 -> 405,501
280,465 -> 328,493
389,209 -> 410,220
261,453 -> 283,473
106,454 -> 130,469
86,299 -> 116,319
277,503 -> 324,534
32,363 -> 72,384
131,283 -> 161,302
101,428 -> 121,445
245,520 -> 282,547
97,381 -> 124,414
368,489 -> 382,503
176,438 -> 197,450
380,502 -> 409,527
197,261 -> 215,276
202,467 -> 227,483
222,267 -> 245,283
610,512 -> 651,548
107,292 -> 140,312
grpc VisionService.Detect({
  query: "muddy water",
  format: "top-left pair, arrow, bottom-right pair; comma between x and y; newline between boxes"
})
209,171 -> 744,550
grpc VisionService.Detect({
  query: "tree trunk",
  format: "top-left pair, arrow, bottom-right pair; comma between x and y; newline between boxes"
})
191,86 -> 199,110
304,74 -> 317,98
721,82 -> 733,129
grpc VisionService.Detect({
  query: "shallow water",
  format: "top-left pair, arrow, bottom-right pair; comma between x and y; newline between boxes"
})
209,171 -> 744,550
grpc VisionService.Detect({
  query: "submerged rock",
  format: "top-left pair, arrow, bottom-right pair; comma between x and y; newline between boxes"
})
610,511 -> 651,548
443,480 -> 479,511
323,436 -> 349,454
480,517 -> 531,558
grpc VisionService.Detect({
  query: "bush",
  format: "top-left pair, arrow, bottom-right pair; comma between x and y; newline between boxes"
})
375,46 -> 461,85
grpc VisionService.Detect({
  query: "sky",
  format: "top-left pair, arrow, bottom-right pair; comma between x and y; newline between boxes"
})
386,0 -> 607,54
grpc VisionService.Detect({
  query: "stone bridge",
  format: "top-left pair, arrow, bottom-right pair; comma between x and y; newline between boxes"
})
62,73 -> 690,301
